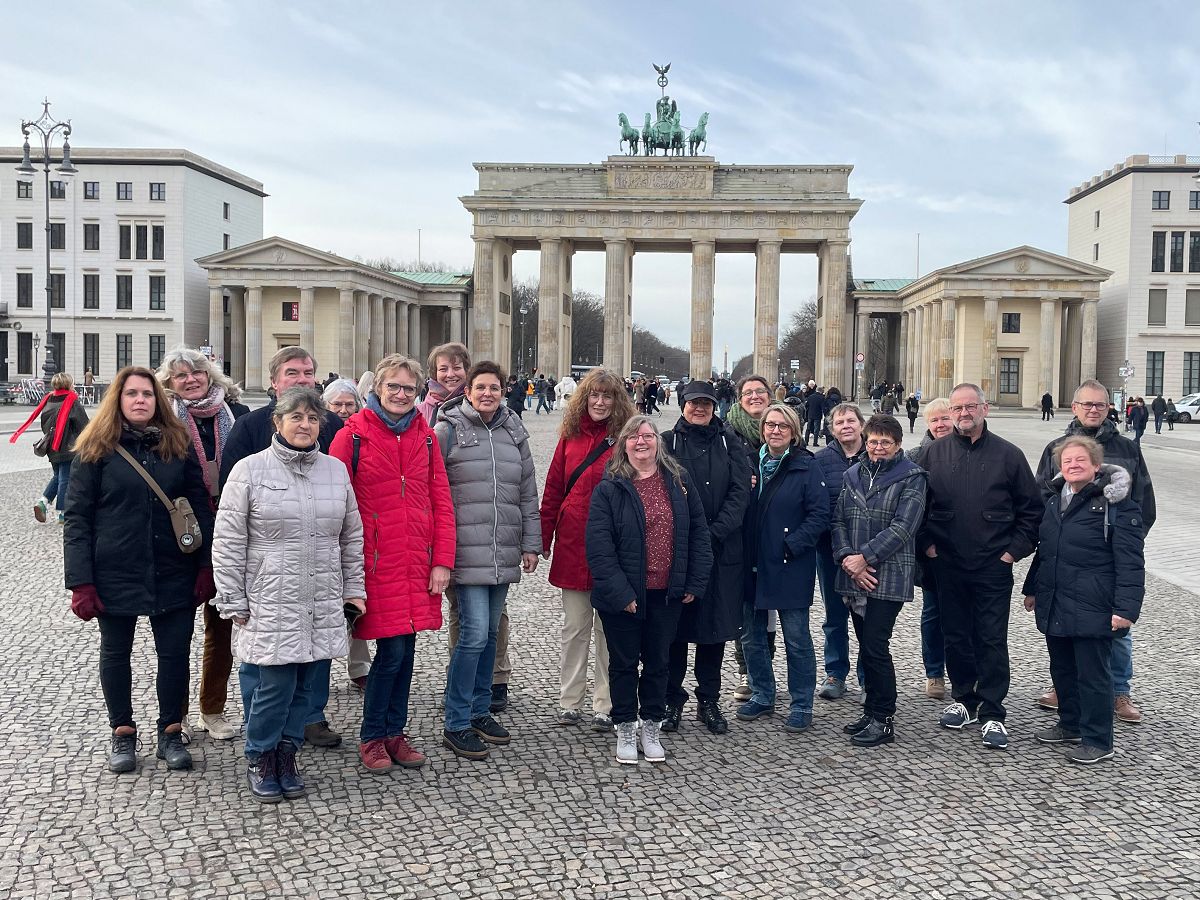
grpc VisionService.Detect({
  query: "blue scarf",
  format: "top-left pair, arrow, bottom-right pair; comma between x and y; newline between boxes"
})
758,445 -> 789,492
366,392 -> 418,435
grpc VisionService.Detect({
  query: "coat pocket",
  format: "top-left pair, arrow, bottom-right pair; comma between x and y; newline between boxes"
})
981,509 -> 1014,523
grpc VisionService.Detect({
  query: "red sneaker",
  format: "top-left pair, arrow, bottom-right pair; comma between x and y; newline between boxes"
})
384,734 -> 426,769
358,739 -> 393,774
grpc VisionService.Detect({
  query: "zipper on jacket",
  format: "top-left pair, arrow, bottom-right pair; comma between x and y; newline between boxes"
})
372,513 -> 380,574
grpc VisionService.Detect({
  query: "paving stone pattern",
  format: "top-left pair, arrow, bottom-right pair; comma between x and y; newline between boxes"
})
1,404 -> 1198,899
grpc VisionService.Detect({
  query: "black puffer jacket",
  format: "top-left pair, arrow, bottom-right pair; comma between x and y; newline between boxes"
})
64,428 -> 214,616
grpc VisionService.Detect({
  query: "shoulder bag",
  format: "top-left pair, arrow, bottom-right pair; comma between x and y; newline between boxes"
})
114,444 -> 203,553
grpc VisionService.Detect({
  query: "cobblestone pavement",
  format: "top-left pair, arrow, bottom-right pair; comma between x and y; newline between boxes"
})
1,403 -> 1198,899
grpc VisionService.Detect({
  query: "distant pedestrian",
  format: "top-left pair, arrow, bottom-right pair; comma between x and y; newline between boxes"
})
1129,398 -> 1148,446
1166,398 -> 1177,431
904,394 -> 919,433
1041,392 -> 1055,421
14,371 -> 89,526
1151,394 -> 1166,434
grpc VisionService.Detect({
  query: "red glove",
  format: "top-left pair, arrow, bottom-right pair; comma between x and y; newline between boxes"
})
70,584 -> 104,621
194,567 -> 216,607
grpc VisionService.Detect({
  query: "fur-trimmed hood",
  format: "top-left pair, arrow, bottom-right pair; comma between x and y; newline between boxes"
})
1048,463 -> 1131,504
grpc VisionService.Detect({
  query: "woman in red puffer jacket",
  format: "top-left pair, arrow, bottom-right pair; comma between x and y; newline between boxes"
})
539,367 -> 636,730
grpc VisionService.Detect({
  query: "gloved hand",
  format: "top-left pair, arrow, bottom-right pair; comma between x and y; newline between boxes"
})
194,567 -> 216,607
70,584 -> 104,621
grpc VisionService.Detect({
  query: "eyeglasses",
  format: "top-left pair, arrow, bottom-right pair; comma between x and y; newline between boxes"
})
741,388 -> 770,398
1074,401 -> 1107,411
866,439 -> 896,449
763,421 -> 792,432
382,383 -> 417,397
171,370 -> 203,381
627,432 -> 658,444
588,391 -> 613,401
949,403 -> 983,414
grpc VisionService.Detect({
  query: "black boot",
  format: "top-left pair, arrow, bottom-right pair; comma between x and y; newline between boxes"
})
109,729 -> 137,774
156,728 -> 193,770
842,713 -> 872,735
489,683 -> 509,714
247,749 -> 283,803
697,699 -> 729,735
275,743 -> 306,799
850,716 -> 895,747
661,703 -> 684,733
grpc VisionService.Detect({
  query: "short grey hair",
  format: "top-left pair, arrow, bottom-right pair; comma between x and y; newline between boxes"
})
950,382 -> 986,404
1073,379 -> 1110,402
268,346 -> 316,384
157,345 -> 242,402
923,397 -> 951,420
271,386 -> 325,422
322,378 -> 362,410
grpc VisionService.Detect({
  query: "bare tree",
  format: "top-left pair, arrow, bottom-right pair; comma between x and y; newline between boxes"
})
730,353 -> 755,381
569,290 -> 604,366
776,299 -> 818,381
355,256 -> 468,274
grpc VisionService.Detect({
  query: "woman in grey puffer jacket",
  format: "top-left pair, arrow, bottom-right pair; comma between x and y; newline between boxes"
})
212,387 -> 365,802
434,362 -> 541,759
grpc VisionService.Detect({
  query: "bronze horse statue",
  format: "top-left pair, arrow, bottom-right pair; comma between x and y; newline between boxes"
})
617,113 -> 640,155
688,112 -> 709,156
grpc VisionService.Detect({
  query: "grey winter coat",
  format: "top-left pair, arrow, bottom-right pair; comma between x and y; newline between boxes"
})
435,397 -> 541,585
212,438 -> 364,665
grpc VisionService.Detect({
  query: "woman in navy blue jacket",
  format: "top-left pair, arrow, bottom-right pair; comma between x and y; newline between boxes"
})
586,415 -> 712,765
736,403 -> 830,733
1022,436 -> 1144,765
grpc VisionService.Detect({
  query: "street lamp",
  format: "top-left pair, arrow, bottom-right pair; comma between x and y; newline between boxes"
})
16,99 -> 77,386
32,333 -> 41,376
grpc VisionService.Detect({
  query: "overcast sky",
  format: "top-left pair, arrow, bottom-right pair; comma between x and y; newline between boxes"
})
6,1 -> 1200,361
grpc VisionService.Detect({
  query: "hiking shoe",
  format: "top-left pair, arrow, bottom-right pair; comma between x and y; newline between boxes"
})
443,728 -> 489,760
471,714 -> 511,745
736,700 -> 774,722
198,713 -> 238,741
489,683 -> 509,714
555,709 -> 582,726
1037,686 -> 1059,711
108,730 -> 137,774
1035,725 -> 1082,745
661,703 -> 683,733
732,675 -> 752,702
783,712 -> 813,733
359,739 -> 394,774
615,721 -> 639,765
275,744 -> 305,799
981,720 -> 1009,750
589,713 -> 613,731
33,498 -> 49,523
1114,694 -> 1143,724
305,720 -> 342,748
247,751 -> 282,803
384,734 -> 426,769
851,717 -> 895,747
817,676 -> 845,700
843,713 -> 872,735
697,699 -> 728,734
639,719 -> 666,762
925,677 -> 946,700
1067,744 -> 1115,765
939,702 -> 978,730
156,730 -> 193,770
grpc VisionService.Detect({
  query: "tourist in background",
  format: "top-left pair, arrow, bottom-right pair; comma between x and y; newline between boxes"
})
803,385 -> 826,447
1129,398 -> 1148,446
506,375 -> 527,418
904,393 -> 920,434
1165,398 -> 1177,431
14,371 -> 89,526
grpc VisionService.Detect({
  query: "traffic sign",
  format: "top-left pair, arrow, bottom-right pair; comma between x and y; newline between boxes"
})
1118,366 -> 1134,378
855,352 -> 865,363
789,359 -> 799,369
854,362 -> 865,371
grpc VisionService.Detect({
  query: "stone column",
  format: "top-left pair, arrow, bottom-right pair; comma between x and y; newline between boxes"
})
1039,298 -> 1057,397
396,301 -> 410,361
1080,300 -> 1098,382
354,291 -> 369,377
538,239 -> 563,377
208,287 -> 225,365
854,310 -> 870,400
906,309 -> 918,390
981,297 -> 999,403
382,298 -> 396,355
819,240 -> 849,390
471,237 -> 496,361
925,301 -> 940,398
245,285 -> 263,391
370,293 -> 385,367
229,288 -> 246,385
558,243 -> 574,378
299,287 -> 316,353
938,297 -> 957,397
339,288 -> 356,376
449,302 -> 463,344
408,303 -> 422,360
1061,301 -> 1082,401
912,305 -> 924,394
690,240 -> 716,381
753,241 -> 782,379
898,312 -> 909,390
603,240 -> 629,373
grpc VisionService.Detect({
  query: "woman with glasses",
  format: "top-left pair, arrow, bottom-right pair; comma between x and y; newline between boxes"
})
586,416 -> 712,763
832,415 -> 928,747
329,354 -> 456,775
737,402 -> 829,734
540,368 -> 637,730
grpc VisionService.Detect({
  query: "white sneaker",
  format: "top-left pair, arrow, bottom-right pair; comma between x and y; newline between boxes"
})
615,721 -> 639,765
639,718 -> 666,763
199,713 -> 239,741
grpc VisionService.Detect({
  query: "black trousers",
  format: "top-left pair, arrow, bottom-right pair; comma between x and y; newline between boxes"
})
599,591 -> 682,725
97,606 -> 195,732
934,558 -> 1013,722
849,599 -> 902,720
666,640 -> 725,706
1047,634 -> 1114,750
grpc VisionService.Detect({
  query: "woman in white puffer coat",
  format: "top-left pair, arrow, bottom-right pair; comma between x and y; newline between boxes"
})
212,387 -> 365,804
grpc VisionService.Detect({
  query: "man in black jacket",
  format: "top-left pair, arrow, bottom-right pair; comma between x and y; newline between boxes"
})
1033,379 -> 1155,725
917,383 -> 1042,751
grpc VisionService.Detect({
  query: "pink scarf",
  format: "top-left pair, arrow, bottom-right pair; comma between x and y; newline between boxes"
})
172,385 -> 234,496
10,388 -> 78,451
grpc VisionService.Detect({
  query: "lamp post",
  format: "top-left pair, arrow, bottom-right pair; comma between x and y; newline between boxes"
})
32,333 -> 41,377
16,99 -> 77,387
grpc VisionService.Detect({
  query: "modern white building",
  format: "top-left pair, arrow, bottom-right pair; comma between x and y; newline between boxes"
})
1066,153 -> 1200,399
0,147 -> 264,383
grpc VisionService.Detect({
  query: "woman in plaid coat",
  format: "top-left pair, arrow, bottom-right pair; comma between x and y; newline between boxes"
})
831,415 -> 927,748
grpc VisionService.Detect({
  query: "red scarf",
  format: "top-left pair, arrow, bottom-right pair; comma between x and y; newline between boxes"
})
10,388 -> 78,451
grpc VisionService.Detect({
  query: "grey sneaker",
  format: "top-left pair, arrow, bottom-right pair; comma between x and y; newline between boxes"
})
1067,744 -> 1114,765
556,709 -> 583,726
1035,725 -> 1082,745
981,720 -> 1009,750
939,702 -> 978,730
615,721 -> 639,765
639,719 -> 666,762
733,674 -> 752,702
817,676 -> 845,700
590,713 -> 613,731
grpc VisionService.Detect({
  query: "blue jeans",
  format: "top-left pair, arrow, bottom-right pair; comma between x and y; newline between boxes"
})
1112,630 -> 1133,696
361,633 -> 416,742
741,602 -> 816,718
239,661 -> 320,758
816,537 -> 864,685
718,400 -> 731,419
444,584 -> 509,731
920,582 -> 946,679
305,657 -> 333,726
43,458 -> 72,511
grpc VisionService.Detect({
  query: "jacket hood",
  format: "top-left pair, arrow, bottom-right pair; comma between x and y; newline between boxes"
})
849,455 -> 924,494
1047,463 -> 1132,504
439,393 -> 529,445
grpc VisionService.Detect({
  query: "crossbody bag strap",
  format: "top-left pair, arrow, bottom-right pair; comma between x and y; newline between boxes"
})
114,443 -> 176,513
564,436 -> 614,498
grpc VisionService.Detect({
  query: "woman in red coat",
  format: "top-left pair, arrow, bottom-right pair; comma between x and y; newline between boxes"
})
329,354 -> 455,775
540,367 -> 636,729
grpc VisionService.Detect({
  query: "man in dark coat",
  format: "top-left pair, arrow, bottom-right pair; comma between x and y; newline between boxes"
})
1150,394 -> 1167,434
659,380 -> 751,734
1041,392 -> 1055,421
804,388 -> 826,447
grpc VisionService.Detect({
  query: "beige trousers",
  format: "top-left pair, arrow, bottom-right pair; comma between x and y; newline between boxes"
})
345,638 -> 373,681
559,589 -> 611,715
446,584 -> 512,685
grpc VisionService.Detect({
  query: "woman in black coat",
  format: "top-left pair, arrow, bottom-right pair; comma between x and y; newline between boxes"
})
64,367 -> 214,775
21,371 -> 89,524
586,415 -> 712,765
660,381 -> 751,735
1022,436 -> 1144,765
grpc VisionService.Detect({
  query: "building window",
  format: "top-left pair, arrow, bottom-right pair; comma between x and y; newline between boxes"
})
49,222 -> 66,250
83,333 -> 100,377
1152,190 -> 1170,210
49,180 -> 66,199
149,182 -> 166,201
282,301 -> 299,321
1001,313 -> 1021,333
119,224 -> 131,260
49,273 -> 65,309
135,225 -> 148,260
1094,210 -> 1100,228
1186,289 -> 1200,326
999,358 -> 1020,394
116,274 -> 133,310
84,222 -> 100,251
223,233 -> 231,250
116,334 -> 132,369
1148,288 -> 1168,326
84,181 -> 99,200
1192,191 -> 1200,211
149,275 -> 166,311
152,224 -> 164,260
83,273 -> 99,309
223,202 -> 230,220
17,222 -> 33,250
1191,233 -> 1200,273
1171,231 -> 1185,272
1093,243 -> 1100,262
16,180 -> 32,199
1185,353 -> 1200,395
1152,232 -> 1166,272
1146,351 -> 1164,396
116,182 -> 132,201
17,272 -> 33,307
149,335 -> 166,369
17,332 -> 32,374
